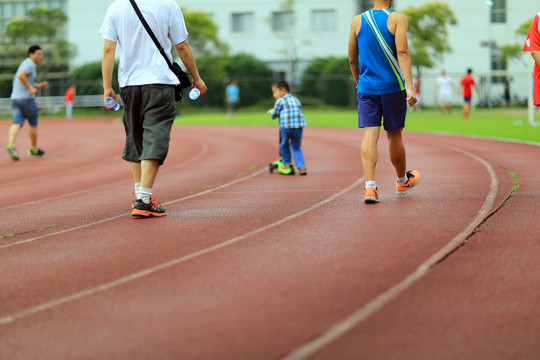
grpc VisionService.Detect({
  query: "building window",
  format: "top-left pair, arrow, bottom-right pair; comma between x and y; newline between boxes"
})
232,12 -> 254,33
272,11 -> 294,32
491,52 -> 506,84
312,9 -> 336,31
490,0 -> 506,23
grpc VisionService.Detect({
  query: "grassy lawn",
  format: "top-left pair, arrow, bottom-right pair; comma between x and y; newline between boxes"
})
174,107 -> 540,143
2,106 -> 539,143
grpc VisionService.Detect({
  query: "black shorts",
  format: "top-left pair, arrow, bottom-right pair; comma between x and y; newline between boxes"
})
120,85 -> 176,165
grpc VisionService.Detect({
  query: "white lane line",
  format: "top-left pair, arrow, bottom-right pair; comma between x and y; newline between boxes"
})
281,144 -> 498,360
0,143 -> 209,212
0,164 -> 263,250
0,177 -> 363,325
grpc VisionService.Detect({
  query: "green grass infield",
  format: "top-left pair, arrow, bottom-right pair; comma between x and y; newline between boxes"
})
173,107 -> 540,144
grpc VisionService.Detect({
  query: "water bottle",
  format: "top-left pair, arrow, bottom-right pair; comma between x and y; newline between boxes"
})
188,87 -> 200,100
105,96 -> 120,111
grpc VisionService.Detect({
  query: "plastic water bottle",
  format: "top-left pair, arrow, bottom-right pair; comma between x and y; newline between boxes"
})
188,88 -> 200,101
105,96 -> 120,111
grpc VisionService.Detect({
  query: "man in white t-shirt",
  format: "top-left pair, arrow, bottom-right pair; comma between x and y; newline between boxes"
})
434,70 -> 454,114
100,0 -> 207,217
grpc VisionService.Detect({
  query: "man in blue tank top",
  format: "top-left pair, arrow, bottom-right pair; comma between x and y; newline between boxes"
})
348,0 -> 420,204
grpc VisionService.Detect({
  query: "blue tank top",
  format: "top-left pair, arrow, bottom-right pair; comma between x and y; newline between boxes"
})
356,9 -> 405,95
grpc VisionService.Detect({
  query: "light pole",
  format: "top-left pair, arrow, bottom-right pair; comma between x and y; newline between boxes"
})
486,0 -> 493,107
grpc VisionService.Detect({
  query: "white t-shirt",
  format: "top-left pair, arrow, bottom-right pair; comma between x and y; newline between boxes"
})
436,75 -> 453,96
99,0 -> 188,87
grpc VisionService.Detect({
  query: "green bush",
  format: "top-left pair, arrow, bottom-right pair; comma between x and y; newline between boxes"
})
300,57 -> 331,98
317,57 -> 351,106
71,60 -> 118,95
224,53 -> 274,107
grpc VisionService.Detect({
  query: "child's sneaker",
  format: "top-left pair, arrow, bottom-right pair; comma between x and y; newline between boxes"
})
364,187 -> 379,203
6,145 -> 19,160
132,197 -> 166,217
298,166 -> 307,175
27,148 -> 45,156
396,170 -> 420,195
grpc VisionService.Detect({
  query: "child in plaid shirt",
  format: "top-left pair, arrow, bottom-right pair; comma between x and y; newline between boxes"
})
269,80 -> 307,175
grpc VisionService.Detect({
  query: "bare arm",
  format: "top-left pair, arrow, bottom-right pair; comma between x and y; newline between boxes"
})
101,39 -> 120,108
175,40 -> 207,95
17,70 -> 47,94
17,70 -> 37,95
532,50 -> 540,66
392,13 -> 416,107
348,15 -> 362,86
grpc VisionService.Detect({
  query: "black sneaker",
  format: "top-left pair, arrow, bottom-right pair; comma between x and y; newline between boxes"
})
28,148 -> 45,156
132,197 -> 166,217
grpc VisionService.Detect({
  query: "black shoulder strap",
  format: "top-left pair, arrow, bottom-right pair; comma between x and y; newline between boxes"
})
128,0 -> 174,70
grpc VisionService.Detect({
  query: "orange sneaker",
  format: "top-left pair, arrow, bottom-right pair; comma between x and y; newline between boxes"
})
396,170 -> 420,195
132,196 -> 166,217
363,187 -> 379,203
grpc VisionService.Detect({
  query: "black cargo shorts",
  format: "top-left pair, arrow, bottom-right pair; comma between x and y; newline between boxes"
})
120,84 -> 176,165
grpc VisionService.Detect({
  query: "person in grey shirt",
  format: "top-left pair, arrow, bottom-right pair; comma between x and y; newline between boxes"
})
6,45 -> 49,161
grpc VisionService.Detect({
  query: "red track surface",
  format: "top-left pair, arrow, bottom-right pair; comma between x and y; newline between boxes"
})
1,118 -> 539,359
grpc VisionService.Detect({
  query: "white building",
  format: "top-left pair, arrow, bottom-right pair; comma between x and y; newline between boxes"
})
1,0 -> 538,104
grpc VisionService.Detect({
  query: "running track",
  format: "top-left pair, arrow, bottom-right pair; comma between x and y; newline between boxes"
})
0,118 -> 539,359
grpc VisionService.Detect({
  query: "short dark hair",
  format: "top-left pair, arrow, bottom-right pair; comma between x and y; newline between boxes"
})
28,45 -> 41,56
273,80 -> 290,92
467,68 -> 473,74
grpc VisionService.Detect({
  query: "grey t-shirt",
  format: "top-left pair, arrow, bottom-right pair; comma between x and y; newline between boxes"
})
11,57 -> 37,99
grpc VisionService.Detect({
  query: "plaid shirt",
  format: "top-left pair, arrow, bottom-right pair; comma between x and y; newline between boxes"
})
270,93 -> 306,129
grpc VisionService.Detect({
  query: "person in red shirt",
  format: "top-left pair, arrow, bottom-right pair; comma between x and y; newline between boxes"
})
460,68 -> 477,119
523,12 -> 540,106
413,74 -> 421,112
64,85 -> 76,119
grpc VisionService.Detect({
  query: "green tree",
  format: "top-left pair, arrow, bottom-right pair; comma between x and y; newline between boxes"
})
317,57 -> 351,106
300,57 -> 331,97
300,56 -> 353,106
182,9 -> 229,56
178,53 -> 273,108
401,2 -> 457,74
224,53 -> 273,107
0,5 -> 75,96
500,17 -> 534,66
188,54 -> 227,107
5,6 -> 67,43
70,60 -> 119,96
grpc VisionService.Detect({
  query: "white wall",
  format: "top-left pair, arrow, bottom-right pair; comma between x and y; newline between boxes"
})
67,0 -> 112,67
396,0 -> 535,105
66,0 -> 538,104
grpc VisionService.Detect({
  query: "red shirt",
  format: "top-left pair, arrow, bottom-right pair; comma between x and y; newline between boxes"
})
523,12 -> 540,105
65,87 -> 75,102
461,74 -> 475,98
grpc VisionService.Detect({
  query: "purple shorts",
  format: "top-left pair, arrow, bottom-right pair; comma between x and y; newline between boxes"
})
357,91 -> 407,132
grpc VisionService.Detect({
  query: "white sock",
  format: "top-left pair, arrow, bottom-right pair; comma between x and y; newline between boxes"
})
365,180 -> 376,189
134,183 -> 141,196
139,187 -> 152,204
397,175 -> 408,184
